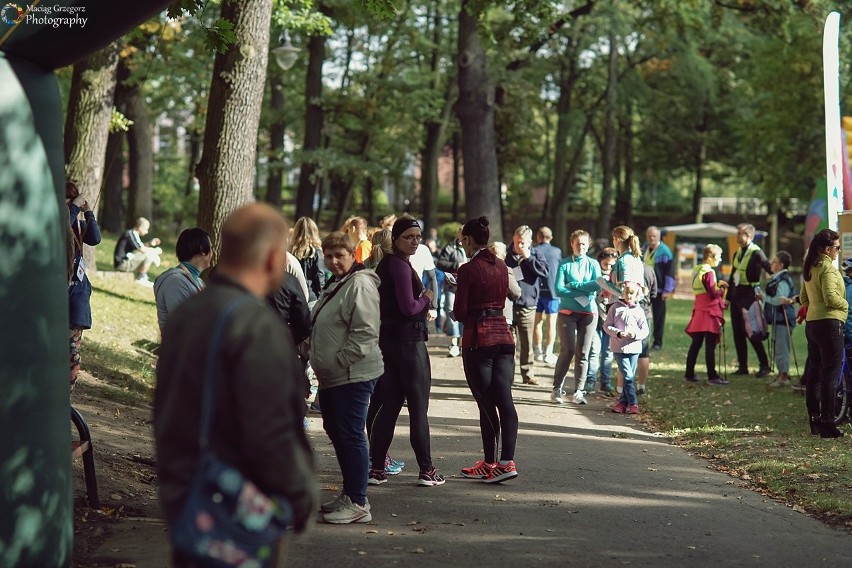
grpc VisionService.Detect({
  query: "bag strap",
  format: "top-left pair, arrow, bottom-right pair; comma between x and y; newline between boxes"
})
311,271 -> 357,325
199,295 -> 253,450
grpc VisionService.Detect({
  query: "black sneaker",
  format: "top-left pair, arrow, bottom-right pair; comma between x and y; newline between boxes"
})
637,387 -> 647,396
732,368 -> 750,376
417,467 -> 446,487
684,375 -> 701,383
368,469 -> 387,485
651,343 -> 662,351
755,366 -> 771,378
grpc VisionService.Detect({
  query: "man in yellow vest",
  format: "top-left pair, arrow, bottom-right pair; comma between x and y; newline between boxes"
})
728,223 -> 772,377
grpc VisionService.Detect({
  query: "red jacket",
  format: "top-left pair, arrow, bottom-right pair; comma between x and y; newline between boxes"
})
454,248 -> 514,348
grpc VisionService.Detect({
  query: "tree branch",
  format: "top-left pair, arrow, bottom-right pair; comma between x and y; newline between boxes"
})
505,0 -> 596,72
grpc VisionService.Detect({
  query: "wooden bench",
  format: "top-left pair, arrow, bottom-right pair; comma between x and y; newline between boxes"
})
71,406 -> 99,509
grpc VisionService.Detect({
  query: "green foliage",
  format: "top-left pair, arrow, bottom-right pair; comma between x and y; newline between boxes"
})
437,221 -> 462,244
108,108 -> 134,133
356,0 -> 404,19
205,18 -> 238,53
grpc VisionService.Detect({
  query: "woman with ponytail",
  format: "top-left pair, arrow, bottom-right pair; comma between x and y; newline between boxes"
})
799,228 -> 847,438
611,225 -> 645,293
454,216 -> 520,484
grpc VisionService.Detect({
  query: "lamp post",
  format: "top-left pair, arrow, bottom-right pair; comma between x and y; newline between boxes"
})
272,31 -> 300,71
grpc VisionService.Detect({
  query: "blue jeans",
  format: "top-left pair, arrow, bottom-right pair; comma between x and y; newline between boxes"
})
615,353 -> 639,406
586,327 -> 613,391
320,378 -> 377,506
443,289 -> 461,337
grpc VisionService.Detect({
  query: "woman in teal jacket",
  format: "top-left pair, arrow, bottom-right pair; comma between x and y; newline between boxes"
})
551,230 -> 601,405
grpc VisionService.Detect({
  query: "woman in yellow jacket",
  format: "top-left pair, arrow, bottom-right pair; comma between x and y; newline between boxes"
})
800,228 -> 847,438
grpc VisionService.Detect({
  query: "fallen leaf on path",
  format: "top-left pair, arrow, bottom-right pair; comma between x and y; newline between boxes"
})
365,530 -> 378,534
412,548 -> 425,554
647,467 -> 658,471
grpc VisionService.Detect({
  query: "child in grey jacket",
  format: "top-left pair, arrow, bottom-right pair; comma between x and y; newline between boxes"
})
604,280 -> 649,414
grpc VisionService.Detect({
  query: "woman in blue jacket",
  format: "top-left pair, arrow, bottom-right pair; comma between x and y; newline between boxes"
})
66,181 -> 101,392
551,230 -> 601,405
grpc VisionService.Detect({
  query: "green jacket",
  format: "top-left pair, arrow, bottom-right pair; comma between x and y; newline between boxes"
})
800,255 -> 849,322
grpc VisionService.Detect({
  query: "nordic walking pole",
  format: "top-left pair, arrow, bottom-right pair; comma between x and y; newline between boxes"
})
721,287 -> 729,382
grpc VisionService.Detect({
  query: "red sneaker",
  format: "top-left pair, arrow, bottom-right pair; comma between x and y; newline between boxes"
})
483,461 -> 518,484
460,459 -> 495,479
611,402 -> 626,413
626,404 -> 640,414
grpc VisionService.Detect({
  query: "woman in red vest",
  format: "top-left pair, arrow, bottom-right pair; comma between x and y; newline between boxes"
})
684,244 -> 729,384
454,216 -> 519,484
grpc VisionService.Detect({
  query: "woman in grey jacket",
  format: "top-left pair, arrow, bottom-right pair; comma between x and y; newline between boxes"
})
309,231 -> 383,523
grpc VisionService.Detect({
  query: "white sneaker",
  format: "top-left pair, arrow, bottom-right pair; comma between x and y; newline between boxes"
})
544,353 -> 558,366
534,353 -> 545,363
448,345 -> 460,357
550,389 -> 564,404
571,390 -> 588,405
320,490 -> 347,513
322,495 -> 372,524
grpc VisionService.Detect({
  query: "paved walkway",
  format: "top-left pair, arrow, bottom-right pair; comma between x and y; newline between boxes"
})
91,341 -> 851,567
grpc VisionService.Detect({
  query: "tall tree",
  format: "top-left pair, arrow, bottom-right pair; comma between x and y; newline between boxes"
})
295,32 -> 326,220
64,41 -> 121,270
595,23 -> 618,238
125,86 -> 154,223
196,0 -> 274,256
456,0 -> 502,239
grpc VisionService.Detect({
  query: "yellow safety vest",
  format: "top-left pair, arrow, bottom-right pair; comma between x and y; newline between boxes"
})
732,243 -> 760,286
692,264 -> 713,296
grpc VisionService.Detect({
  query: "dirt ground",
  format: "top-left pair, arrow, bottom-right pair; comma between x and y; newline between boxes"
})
71,372 -> 160,568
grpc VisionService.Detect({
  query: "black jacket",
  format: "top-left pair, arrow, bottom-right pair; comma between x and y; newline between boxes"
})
154,276 -> 317,532
267,273 -> 312,345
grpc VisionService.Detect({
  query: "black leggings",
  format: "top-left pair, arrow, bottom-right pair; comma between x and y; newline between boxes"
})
804,318 -> 843,423
685,332 -> 718,378
370,340 -> 433,471
462,344 -> 518,463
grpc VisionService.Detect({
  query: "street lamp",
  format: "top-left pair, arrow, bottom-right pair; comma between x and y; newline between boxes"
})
272,32 -> 300,71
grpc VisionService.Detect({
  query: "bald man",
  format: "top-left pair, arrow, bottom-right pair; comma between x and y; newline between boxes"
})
154,204 -> 317,564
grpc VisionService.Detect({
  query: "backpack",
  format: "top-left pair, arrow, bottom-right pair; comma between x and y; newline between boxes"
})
763,273 -> 796,327
743,300 -> 769,341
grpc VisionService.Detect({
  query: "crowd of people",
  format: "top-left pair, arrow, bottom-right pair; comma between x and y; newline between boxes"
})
64,195 -> 848,561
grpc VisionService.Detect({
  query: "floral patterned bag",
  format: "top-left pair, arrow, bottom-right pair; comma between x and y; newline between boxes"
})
170,298 -> 292,567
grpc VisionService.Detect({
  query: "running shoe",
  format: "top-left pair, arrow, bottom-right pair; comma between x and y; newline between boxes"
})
417,467 -> 446,486
571,390 -> 588,405
460,459 -> 495,479
384,455 -> 404,475
320,490 -> 347,513
368,469 -> 387,485
611,402 -> 626,413
707,376 -> 730,385
322,496 -> 372,524
483,461 -> 518,484
626,404 -> 640,414
550,389 -> 565,404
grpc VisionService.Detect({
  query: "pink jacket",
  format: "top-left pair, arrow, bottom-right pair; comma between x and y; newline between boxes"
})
604,300 -> 649,354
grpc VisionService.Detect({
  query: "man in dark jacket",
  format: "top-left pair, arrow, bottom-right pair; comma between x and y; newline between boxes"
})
505,225 -> 549,384
643,226 -> 676,350
154,204 -> 316,564
728,223 -> 772,377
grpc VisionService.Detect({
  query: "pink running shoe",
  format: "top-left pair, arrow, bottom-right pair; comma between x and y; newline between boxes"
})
460,459 -> 495,479
611,402 -> 626,413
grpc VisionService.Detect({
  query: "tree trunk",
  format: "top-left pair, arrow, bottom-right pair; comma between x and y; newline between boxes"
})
125,90 -> 154,224
456,0 -> 502,240
176,124 -> 202,228
452,130 -> 461,222
550,120 -> 591,252
295,34 -> 325,220
692,110 -> 709,222
266,71 -> 285,209
196,0 -> 273,257
100,130 -> 125,233
420,3 -> 448,234
64,40 -> 120,272
551,56 -> 579,248
595,27 -> 618,239
618,102 -> 634,227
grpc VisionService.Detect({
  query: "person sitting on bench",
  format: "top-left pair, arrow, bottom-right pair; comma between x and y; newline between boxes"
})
114,217 -> 162,286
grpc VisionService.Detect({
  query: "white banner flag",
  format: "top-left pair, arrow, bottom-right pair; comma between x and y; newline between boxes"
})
824,11 -> 843,230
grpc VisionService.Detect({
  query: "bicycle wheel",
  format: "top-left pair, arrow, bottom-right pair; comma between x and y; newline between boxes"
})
833,355 -> 852,425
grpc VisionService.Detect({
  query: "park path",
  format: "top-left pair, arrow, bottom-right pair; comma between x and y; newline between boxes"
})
88,341 -> 851,567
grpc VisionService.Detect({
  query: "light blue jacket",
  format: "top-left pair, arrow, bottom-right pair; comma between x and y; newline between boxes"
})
555,254 -> 601,313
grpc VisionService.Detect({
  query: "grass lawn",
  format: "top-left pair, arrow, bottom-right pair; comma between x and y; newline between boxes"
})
643,298 -> 851,527
80,246 -> 852,527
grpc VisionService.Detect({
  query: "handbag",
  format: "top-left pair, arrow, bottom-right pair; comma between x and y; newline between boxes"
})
170,297 -> 293,567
